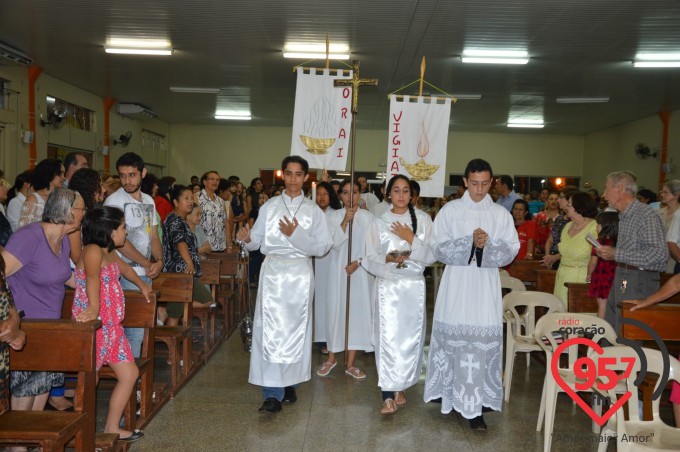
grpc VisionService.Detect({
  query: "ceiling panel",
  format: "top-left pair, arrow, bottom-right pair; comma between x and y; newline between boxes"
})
1,0 -> 680,134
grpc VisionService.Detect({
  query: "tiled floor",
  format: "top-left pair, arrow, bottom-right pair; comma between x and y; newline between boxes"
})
131,285 -> 675,451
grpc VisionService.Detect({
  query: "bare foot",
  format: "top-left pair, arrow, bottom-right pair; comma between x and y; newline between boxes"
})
48,395 -> 73,411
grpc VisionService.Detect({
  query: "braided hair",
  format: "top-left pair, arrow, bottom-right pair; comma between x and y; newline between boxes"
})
386,175 -> 417,234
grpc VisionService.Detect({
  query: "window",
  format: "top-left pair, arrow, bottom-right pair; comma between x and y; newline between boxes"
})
513,176 -> 580,194
46,96 -> 95,131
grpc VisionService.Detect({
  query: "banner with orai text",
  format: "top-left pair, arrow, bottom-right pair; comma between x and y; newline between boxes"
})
290,67 -> 353,170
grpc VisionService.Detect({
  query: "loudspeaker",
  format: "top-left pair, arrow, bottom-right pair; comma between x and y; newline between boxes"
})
21,131 -> 34,144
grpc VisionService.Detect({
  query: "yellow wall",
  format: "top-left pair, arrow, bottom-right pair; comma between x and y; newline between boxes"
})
169,124 -> 584,183
582,114 -> 665,192
3,65 -> 680,195
0,66 -> 169,181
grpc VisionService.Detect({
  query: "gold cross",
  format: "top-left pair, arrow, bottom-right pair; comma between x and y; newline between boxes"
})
334,60 -> 379,114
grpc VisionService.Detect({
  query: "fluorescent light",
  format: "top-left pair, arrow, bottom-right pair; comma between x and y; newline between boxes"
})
634,53 -> 680,68
556,97 -> 609,103
634,61 -> 680,68
106,48 -> 172,56
215,111 -> 251,120
452,94 -> 482,100
462,49 -> 529,65
283,42 -> 350,60
105,38 -> 172,55
170,87 -> 221,94
507,119 -> 544,128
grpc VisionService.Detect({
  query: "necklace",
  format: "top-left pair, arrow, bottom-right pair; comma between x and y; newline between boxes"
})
282,196 -> 304,220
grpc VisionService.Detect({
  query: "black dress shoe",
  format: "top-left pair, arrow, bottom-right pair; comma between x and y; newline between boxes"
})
469,415 -> 487,431
258,397 -> 282,413
482,406 -> 494,413
120,429 -> 145,443
283,386 -> 297,404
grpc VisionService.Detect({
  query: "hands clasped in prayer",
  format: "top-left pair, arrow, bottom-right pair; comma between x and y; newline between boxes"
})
473,227 -> 488,249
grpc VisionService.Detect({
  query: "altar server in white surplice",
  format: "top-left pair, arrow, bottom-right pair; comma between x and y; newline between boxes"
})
312,181 -> 342,353
423,159 -> 519,431
317,180 -> 375,380
237,156 -> 332,414
361,175 -> 435,415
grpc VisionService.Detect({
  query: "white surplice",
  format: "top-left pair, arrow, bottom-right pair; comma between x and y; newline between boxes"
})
325,208 -> 375,353
246,191 -> 332,388
312,208 -> 334,343
363,208 -> 435,392
423,191 -> 519,418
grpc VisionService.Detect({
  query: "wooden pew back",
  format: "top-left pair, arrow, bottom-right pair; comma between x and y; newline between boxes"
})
565,282 -> 598,313
4,320 -> 100,450
622,304 -> 680,341
508,259 -> 542,286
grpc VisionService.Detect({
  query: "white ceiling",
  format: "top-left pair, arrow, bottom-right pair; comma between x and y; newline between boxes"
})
2,0 -> 680,134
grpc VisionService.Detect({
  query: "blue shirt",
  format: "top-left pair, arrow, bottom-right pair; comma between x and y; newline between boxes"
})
496,191 -> 520,212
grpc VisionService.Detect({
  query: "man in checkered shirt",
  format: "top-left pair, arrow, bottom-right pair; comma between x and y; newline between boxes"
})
596,170 -> 668,333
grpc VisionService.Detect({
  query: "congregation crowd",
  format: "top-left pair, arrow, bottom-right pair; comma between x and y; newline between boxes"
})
0,150 -> 679,446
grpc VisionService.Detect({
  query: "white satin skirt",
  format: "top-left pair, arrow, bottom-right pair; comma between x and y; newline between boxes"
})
249,256 -> 313,387
374,275 -> 426,392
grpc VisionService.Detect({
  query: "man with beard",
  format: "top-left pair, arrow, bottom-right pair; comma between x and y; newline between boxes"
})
104,152 -> 163,357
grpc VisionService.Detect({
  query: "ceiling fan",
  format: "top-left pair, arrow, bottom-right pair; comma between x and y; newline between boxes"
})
40,107 -> 68,129
113,131 -> 133,147
634,143 -> 657,159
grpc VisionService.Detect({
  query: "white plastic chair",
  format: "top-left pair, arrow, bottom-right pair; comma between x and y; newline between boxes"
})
533,313 -> 627,452
596,346 -> 680,452
501,274 -> 526,292
499,268 -> 510,277
503,291 -> 565,403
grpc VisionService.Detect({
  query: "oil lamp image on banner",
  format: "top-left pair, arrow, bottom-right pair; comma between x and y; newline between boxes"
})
299,96 -> 337,155
400,121 -> 440,181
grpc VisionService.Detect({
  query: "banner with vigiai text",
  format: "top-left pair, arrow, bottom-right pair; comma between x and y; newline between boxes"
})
386,95 -> 451,197
290,67 -> 353,170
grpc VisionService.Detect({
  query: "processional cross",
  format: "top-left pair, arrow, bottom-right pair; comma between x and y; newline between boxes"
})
333,60 -> 378,364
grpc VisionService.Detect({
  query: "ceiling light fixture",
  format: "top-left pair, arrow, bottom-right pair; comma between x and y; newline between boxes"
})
634,53 -> 680,68
215,110 -> 251,121
283,42 -> 350,60
507,119 -> 544,128
461,49 -> 529,65
105,38 -> 173,56
170,87 -> 221,94
556,97 -> 610,103
451,94 -> 482,100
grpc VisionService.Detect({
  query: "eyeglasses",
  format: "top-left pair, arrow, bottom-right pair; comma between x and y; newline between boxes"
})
72,206 -> 87,213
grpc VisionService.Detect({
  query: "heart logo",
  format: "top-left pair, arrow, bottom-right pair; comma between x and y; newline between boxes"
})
550,337 -> 632,426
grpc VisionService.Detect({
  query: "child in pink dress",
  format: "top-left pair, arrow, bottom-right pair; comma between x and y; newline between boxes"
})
71,206 -> 153,443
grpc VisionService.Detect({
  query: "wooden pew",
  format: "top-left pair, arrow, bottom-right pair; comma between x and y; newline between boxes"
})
205,251 -> 241,336
564,283 -> 598,313
197,258 -> 222,355
63,289 -> 161,430
535,268 -> 556,294
0,320 -> 101,451
153,272 -> 196,397
622,303 -> 680,421
508,259 -> 542,288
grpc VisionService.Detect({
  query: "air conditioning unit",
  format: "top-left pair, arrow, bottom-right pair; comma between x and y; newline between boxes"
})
0,41 -> 32,65
117,103 -> 158,119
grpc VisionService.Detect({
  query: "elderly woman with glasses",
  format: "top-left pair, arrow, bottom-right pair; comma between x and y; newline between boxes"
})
1,188 -> 86,413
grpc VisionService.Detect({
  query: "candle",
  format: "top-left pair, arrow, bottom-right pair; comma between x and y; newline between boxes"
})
311,181 -> 317,201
